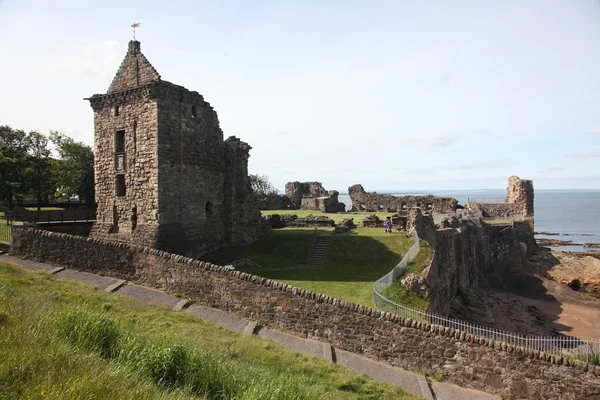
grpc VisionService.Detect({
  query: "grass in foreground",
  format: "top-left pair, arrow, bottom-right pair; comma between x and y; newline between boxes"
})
0,262 -> 419,400
205,227 -> 416,307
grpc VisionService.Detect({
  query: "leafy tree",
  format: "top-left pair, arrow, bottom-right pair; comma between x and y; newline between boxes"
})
249,174 -> 279,199
0,126 -> 29,210
50,131 -> 94,204
23,131 -> 55,211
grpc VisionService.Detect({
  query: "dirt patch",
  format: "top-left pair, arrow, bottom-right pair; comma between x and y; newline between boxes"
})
485,250 -> 600,337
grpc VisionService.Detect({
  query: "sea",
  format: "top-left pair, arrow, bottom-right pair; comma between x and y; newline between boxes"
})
337,189 -> 600,252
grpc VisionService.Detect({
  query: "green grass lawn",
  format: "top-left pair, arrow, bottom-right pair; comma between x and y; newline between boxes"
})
204,227 -> 416,308
201,228 -> 320,267
23,206 -> 66,211
261,209 -> 398,225
378,241 -> 434,312
0,262 -> 419,400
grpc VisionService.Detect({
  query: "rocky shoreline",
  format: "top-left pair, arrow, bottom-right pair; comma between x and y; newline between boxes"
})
535,233 -> 600,250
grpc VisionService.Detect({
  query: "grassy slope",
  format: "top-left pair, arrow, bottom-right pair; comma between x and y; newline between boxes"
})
379,241 -> 433,311
201,228 -> 319,267
204,228 -> 415,308
0,262 -> 419,400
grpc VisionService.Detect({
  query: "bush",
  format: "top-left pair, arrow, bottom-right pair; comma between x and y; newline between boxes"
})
58,308 -> 120,359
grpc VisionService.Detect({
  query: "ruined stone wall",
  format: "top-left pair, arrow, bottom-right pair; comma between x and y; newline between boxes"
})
155,83 -> 227,256
507,176 -> 534,218
10,227 -> 600,400
37,222 -> 93,237
284,182 -> 345,212
409,210 -> 525,316
469,176 -> 534,222
470,202 -> 515,218
223,137 -> 263,246
348,184 -> 458,214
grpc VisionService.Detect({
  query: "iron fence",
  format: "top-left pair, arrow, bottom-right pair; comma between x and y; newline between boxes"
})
373,230 -> 600,364
0,224 -> 10,243
5,210 -> 96,224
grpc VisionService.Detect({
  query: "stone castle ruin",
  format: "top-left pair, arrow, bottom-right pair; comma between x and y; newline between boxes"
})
284,181 -> 345,213
405,176 -> 537,317
348,184 -> 458,214
467,176 -> 534,224
86,40 -> 262,257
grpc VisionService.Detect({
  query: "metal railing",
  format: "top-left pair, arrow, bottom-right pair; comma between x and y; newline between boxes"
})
373,230 -> 600,365
0,224 -> 10,243
5,210 -> 96,224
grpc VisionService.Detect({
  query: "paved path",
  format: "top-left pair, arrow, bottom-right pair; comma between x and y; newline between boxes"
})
0,253 -> 500,400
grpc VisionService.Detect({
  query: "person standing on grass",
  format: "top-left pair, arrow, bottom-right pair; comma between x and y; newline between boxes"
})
385,216 -> 393,233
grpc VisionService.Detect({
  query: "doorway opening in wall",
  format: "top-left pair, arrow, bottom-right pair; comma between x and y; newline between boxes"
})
131,207 -> 137,231
113,205 -> 119,230
205,201 -> 213,218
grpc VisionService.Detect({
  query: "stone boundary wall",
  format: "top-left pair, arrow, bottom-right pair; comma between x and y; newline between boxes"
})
10,227 -> 600,399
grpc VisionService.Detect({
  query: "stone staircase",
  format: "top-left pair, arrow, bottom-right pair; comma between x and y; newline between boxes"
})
307,236 -> 329,265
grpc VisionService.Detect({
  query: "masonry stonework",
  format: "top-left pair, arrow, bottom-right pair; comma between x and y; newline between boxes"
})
284,181 -> 345,212
469,176 -> 534,223
348,184 -> 458,214
10,227 -> 600,400
86,40 -> 262,257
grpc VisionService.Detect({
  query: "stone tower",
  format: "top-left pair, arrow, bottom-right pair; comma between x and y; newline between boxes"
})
86,40 -> 262,257
506,176 -> 534,218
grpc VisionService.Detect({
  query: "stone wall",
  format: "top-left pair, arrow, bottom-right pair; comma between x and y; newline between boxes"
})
469,176 -> 534,223
86,40 -> 262,258
36,222 -> 93,237
284,182 -> 345,212
10,226 -> 600,399
348,184 -> 458,214
264,214 -> 335,229
408,209 -> 527,317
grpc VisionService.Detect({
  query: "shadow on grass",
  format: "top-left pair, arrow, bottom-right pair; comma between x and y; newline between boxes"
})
201,228 -> 415,307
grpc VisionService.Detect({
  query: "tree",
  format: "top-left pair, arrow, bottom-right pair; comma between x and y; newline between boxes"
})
50,131 -> 94,204
249,174 -> 279,199
0,126 -> 29,210
23,131 -> 55,211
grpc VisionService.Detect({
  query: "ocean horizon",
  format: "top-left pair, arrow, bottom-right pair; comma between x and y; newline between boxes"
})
336,189 -> 600,252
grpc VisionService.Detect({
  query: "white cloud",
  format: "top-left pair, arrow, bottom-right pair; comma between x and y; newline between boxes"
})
569,150 -> 600,158
586,127 -> 600,135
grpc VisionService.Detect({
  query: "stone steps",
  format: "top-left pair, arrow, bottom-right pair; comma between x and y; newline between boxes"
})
307,236 -> 329,265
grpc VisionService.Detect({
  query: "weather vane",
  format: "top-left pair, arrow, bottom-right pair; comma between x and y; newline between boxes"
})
131,22 -> 141,40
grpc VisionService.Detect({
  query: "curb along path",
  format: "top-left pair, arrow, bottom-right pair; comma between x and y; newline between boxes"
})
0,254 -> 500,400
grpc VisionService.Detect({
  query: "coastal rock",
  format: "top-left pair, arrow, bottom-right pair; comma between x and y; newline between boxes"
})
545,252 -> 600,294
583,243 -> 600,249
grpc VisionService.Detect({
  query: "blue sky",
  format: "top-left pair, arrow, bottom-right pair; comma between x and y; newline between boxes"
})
1,0 -> 599,191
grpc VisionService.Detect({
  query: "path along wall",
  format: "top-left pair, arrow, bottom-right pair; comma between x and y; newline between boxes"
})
9,227 -> 600,399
